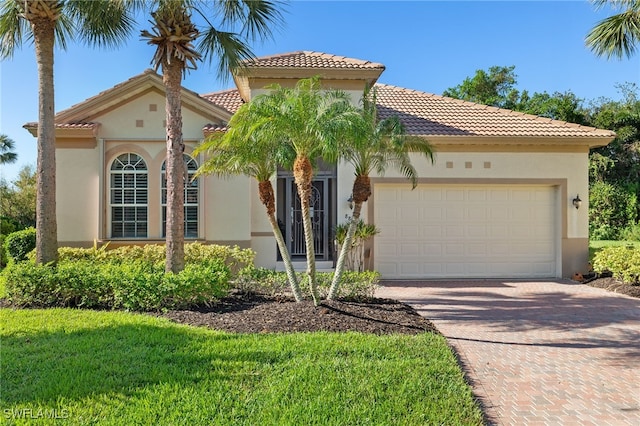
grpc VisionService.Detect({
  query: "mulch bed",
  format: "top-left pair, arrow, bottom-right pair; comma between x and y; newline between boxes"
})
155,294 -> 439,335
583,277 -> 640,298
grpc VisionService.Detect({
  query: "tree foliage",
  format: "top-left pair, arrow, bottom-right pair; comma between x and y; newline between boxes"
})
0,134 -> 17,164
586,0 -> 640,59
0,165 -> 37,234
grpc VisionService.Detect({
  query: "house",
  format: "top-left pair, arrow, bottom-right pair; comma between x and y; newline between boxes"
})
25,51 -> 615,279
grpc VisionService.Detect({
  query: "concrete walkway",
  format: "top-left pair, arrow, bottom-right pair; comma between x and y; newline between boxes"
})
376,280 -> 640,426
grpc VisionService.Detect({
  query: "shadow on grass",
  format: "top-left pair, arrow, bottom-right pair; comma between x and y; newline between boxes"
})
1,317 -> 283,407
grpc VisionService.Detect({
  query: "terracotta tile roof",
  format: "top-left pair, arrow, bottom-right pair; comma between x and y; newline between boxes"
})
202,123 -> 228,135
24,121 -> 99,130
198,85 -> 615,139
373,84 -> 616,138
201,89 -> 245,115
243,51 -> 385,70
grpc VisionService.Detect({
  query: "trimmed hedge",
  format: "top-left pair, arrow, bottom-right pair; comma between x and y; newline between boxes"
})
3,227 -> 36,263
592,246 -> 640,284
3,259 -> 230,311
57,242 -> 254,276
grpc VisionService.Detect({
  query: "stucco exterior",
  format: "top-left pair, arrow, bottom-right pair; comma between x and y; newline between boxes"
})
29,51 -> 613,279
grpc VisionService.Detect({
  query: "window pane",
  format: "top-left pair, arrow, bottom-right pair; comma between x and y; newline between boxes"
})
110,153 -> 148,238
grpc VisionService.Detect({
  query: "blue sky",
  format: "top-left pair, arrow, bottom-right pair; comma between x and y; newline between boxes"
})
1,0 -> 638,183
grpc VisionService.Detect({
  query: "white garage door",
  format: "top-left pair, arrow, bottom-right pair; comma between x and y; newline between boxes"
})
373,184 -> 558,279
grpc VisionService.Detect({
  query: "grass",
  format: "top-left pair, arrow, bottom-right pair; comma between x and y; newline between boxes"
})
1,309 -> 484,426
589,240 -> 640,262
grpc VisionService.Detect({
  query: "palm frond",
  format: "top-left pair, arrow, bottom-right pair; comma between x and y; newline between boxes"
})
0,0 -> 28,58
197,26 -> 253,78
586,1 -> 640,59
66,0 -> 137,49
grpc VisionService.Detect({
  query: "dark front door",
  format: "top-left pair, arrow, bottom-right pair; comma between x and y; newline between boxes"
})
283,176 -> 333,261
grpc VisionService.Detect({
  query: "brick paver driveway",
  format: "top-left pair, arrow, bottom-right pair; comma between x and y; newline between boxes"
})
376,280 -> 640,426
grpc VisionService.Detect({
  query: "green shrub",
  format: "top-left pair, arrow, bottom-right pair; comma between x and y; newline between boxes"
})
235,267 -> 380,300
621,223 -> 640,242
592,246 -> 640,284
58,242 -> 254,278
4,227 -> 36,262
0,234 -> 7,268
2,262 -> 59,306
589,182 -> 638,240
3,258 -> 231,311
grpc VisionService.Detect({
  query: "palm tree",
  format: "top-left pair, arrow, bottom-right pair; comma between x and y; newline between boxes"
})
0,134 -> 17,164
194,108 -> 303,301
327,87 -> 435,300
0,0 -> 137,264
221,77 -> 358,305
586,0 -> 640,59
141,0 -> 284,273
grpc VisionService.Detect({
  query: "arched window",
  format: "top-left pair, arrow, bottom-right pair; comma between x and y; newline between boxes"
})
110,153 -> 148,238
162,155 -> 199,238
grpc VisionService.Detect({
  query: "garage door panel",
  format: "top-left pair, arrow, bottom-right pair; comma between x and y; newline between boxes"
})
374,184 -> 558,279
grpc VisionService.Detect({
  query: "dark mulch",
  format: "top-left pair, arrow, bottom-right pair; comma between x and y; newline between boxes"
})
584,277 -> 640,298
155,294 -> 439,335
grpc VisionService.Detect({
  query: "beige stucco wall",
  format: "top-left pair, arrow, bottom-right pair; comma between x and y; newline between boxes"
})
56,148 -> 100,243
335,148 -> 590,278
55,90 -> 254,246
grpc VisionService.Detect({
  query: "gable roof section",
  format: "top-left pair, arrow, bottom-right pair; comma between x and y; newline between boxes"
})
25,69 -> 233,137
233,51 -> 386,101
244,51 -> 385,70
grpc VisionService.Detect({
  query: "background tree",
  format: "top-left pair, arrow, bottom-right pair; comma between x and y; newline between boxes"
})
0,134 -> 17,164
194,112 -> 303,302
442,65 -> 521,109
141,0 -> 284,273
0,0 -> 137,264
586,0 -> 640,59
0,165 -> 37,232
327,87 -> 434,300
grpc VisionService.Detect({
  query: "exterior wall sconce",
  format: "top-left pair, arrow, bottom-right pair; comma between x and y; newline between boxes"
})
572,194 -> 582,210
347,194 -> 354,210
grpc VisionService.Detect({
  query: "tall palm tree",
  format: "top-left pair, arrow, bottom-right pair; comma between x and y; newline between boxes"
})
0,134 -> 18,164
141,0 -> 284,273
586,0 -> 640,59
0,0 -> 137,265
194,106 -> 303,302
223,77 -> 358,305
327,87 -> 435,300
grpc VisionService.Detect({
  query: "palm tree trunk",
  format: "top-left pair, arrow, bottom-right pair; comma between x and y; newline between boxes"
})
267,213 -> 303,302
327,201 -> 363,300
293,156 -> 319,305
258,180 -> 303,302
163,59 -> 185,273
328,175 -> 370,300
32,17 -> 58,265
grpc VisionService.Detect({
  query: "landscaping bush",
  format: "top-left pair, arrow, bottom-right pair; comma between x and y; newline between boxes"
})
589,182 -> 638,240
592,246 -> 640,284
3,227 -> 36,263
3,258 -> 231,311
58,242 -> 254,278
621,223 -> 640,242
235,267 -> 380,299
0,234 -> 7,268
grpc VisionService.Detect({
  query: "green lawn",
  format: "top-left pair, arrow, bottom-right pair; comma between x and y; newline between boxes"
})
1,309 -> 484,426
589,240 -> 640,261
